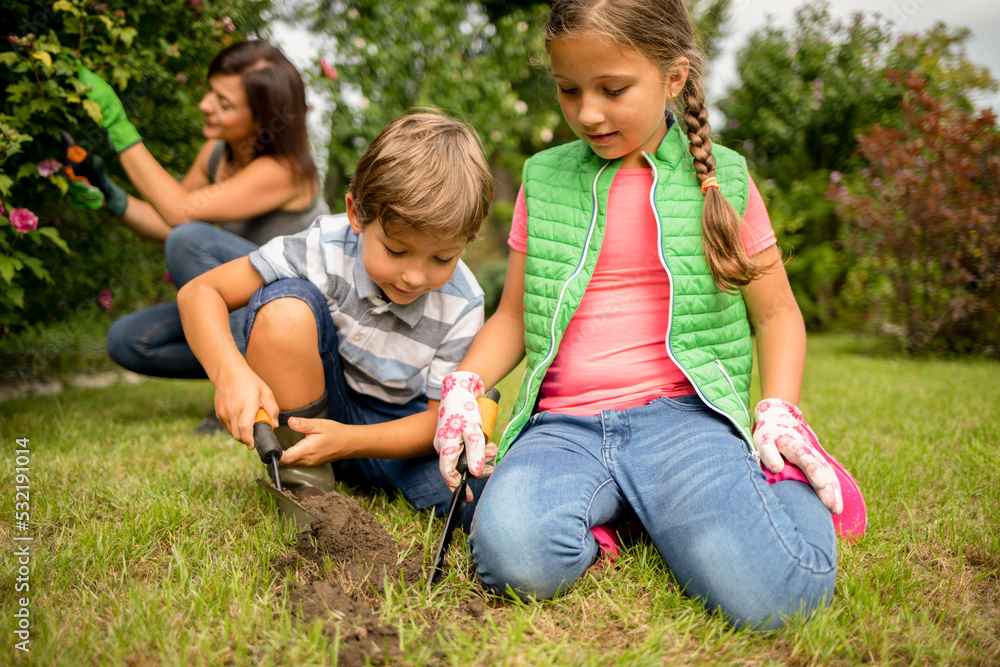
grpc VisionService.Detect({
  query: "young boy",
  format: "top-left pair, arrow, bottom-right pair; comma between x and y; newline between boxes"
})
177,112 -> 494,518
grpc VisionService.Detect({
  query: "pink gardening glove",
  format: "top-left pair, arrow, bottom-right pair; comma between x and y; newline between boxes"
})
752,398 -> 843,514
434,371 -> 487,494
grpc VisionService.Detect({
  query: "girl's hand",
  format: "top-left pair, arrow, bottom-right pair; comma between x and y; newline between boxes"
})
433,371 -> 487,497
213,366 -> 277,449
279,417 -> 343,467
752,398 -> 843,514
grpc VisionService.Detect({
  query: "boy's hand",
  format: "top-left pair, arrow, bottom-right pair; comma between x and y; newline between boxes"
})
77,63 -> 142,152
279,417 -> 344,467
433,371 -> 488,494
753,398 -> 843,514
213,367 -> 278,449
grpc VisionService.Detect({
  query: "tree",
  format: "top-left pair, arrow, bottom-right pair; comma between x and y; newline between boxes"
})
831,71 -> 1000,356
718,0 -> 996,329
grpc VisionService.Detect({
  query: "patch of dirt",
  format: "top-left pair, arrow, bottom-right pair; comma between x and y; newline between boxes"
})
271,490 -> 427,666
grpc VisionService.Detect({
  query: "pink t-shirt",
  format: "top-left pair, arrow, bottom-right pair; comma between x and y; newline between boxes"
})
508,170 -> 775,416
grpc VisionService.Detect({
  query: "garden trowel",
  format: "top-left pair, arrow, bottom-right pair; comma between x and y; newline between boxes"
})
253,409 -> 318,528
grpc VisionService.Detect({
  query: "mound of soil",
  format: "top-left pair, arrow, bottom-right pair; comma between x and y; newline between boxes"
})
271,490 -> 426,666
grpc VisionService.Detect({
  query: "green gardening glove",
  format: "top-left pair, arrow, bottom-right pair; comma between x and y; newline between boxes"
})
62,130 -> 129,216
77,64 -> 142,153
68,178 -> 106,211
74,155 -> 128,215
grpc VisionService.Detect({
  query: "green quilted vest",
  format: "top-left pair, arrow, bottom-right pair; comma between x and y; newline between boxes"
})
497,121 -> 756,462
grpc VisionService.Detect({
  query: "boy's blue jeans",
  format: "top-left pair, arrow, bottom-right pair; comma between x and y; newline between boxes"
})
470,394 -> 837,630
106,222 -> 254,378
245,277 -> 485,523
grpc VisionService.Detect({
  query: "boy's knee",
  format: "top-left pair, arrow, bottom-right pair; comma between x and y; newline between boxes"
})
248,297 -> 315,348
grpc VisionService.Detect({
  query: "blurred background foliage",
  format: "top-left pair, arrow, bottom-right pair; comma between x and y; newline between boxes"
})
1,0 -> 271,335
718,3 -> 996,335
2,0 -> 998,376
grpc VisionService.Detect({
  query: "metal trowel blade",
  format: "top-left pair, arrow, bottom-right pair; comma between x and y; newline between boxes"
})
254,478 -> 318,531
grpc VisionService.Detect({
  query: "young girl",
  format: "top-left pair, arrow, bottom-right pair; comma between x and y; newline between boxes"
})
431,0 -> 866,630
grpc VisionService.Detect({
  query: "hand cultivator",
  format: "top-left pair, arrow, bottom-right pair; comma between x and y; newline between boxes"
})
427,387 -> 500,591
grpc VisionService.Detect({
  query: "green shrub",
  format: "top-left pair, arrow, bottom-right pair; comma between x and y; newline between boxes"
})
1,0 -> 271,334
472,257 -> 508,317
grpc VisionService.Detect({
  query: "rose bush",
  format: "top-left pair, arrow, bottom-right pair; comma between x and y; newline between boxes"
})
1,0 -> 271,333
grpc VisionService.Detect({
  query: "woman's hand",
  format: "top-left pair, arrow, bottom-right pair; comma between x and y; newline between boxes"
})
753,398 -> 843,514
77,64 -> 142,152
66,154 -> 128,216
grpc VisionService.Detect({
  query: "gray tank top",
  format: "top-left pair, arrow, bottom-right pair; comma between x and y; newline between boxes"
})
208,142 -> 329,246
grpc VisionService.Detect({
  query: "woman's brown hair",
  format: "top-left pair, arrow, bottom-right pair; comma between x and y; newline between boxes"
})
545,0 -> 771,290
208,40 -> 318,187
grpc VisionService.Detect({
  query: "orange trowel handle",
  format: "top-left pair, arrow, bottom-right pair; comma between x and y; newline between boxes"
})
254,408 -> 273,427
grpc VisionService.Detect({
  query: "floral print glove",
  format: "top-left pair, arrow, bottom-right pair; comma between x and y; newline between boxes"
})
434,372 -> 489,493
752,398 -> 843,514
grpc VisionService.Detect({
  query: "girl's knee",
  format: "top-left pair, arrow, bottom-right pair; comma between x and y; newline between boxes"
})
470,502 -> 594,600
692,565 -> 836,631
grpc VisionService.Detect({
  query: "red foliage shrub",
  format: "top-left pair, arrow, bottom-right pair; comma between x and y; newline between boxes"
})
832,70 -> 1000,356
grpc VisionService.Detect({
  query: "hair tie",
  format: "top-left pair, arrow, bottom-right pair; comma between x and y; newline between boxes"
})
701,176 -> 719,195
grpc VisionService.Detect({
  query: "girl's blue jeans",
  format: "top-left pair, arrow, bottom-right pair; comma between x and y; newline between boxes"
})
471,394 -> 837,630
106,222 -> 255,378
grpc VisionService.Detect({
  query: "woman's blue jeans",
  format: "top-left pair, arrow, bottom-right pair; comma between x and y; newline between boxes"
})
106,223 -> 256,378
470,394 -> 837,630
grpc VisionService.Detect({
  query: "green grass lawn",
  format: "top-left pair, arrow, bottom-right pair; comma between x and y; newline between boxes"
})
1,334 -> 998,665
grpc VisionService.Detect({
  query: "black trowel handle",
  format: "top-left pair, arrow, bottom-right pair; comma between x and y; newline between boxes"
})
254,408 -> 284,492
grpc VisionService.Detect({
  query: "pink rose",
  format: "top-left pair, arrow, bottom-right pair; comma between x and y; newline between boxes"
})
98,289 -> 113,311
320,58 -> 338,82
164,270 -> 173,284
38,158 -> 62,178
221,16 -> 235,33
9,208 -> 38,233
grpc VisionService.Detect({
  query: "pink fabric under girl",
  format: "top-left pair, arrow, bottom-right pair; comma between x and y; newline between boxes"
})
508,170 -> 776,416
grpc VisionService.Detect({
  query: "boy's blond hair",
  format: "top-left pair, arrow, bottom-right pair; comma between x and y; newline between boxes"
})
349,111 -> 494,241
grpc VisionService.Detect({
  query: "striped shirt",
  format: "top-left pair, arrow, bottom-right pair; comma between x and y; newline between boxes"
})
248,214 -> 484,403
